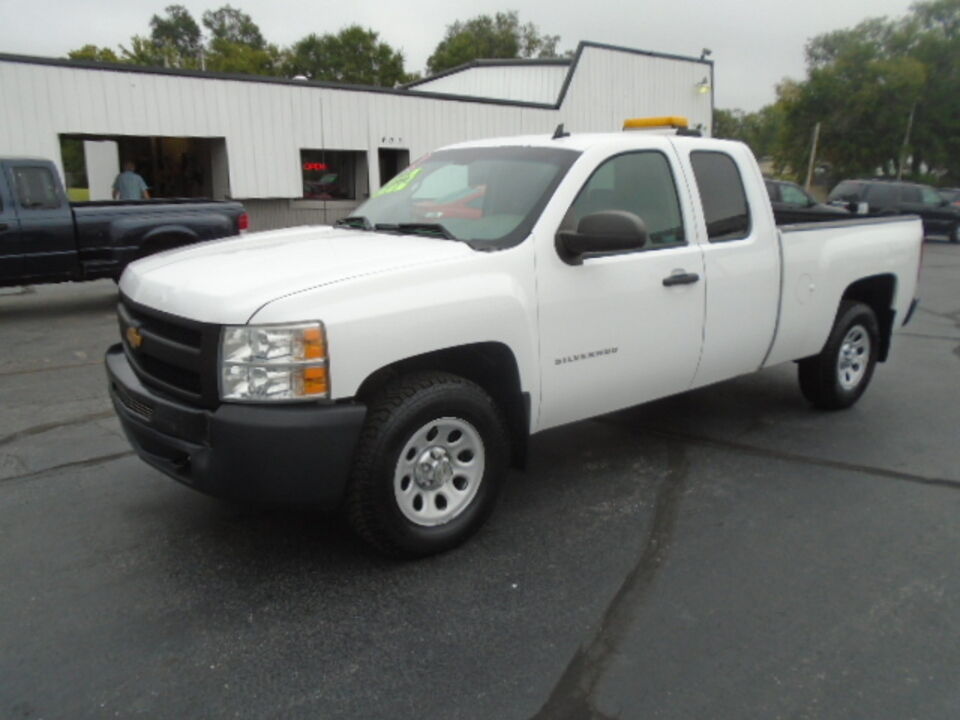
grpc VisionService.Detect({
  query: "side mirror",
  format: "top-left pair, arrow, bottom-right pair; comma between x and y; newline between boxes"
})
556,210 -> 648,265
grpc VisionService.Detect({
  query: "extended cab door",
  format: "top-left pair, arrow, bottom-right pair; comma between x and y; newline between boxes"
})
4,161 -> 77,282
0,164 -> 22,284
682,145 -> 781,388
535,147 -> 706,430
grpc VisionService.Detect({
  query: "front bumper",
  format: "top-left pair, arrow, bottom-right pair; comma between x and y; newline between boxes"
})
106,344 -> 366,506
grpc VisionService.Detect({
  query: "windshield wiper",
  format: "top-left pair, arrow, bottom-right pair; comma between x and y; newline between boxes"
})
395,222 -> 457,240
335,215 -> 372,230
370,221 -> 459,241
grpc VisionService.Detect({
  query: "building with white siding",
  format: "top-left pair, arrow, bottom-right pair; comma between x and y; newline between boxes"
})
0,41 -> 714,231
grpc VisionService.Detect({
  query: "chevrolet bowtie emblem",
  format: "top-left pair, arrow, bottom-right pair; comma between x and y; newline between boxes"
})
126,326 -> 143,349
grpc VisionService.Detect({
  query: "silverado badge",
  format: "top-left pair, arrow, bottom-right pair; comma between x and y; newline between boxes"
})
126,326 -> 144,349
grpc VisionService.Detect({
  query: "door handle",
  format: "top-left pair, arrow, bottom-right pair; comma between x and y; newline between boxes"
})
662,271 -> 700,287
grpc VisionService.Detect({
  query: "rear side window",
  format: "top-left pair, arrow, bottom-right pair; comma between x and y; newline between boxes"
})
920,186 -> 944,206
900,186 -> 922,203
865,183 -> 896,207
690,151 -> 750,242
12,167 -> 61,210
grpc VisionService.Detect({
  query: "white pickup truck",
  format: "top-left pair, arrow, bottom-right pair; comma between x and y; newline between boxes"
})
107,119 -> 923,557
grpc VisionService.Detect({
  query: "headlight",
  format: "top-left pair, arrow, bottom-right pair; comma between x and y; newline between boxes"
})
220,322 -> 329,401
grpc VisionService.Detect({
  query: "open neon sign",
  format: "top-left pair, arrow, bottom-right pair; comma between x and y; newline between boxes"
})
302,162 -> 329,171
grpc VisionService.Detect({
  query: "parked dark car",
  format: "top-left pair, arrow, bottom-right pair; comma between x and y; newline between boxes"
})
0,158 -> 248,288
827,179 -> 960,242
765,179 -> 848,224
940,188 -> 960,207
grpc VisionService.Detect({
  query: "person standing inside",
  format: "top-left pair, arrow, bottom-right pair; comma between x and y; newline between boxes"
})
112,161 -> 150,200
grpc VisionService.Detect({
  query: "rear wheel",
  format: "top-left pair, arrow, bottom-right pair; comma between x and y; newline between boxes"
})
798,301 -> 879,410
345,372 -> 509,558
952,223 -> 960,244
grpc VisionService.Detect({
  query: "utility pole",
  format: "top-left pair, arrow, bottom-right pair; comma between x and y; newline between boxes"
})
897,102 -> 916,181
804,122 -> 821,191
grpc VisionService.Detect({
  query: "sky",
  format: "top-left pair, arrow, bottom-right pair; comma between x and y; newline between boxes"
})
0,0 -> 920,111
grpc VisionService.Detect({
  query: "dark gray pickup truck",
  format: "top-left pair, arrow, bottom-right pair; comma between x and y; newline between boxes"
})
0,158 -> 247,288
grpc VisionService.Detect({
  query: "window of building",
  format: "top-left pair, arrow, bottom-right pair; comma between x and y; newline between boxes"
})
59,136 -> 89,201
690,151 -> 750,242
12,167 -> 61,210
301,149 -> 367,201
565,151 -> 685,248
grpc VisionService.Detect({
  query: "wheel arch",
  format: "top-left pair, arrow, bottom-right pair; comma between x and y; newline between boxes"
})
354,342 -> 530,469
841,274 -> 897,361
136,225 -> 200,258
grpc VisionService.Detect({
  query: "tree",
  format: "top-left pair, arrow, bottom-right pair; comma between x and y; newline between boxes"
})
205,40 -> 283,75
71,4 -> 282,75
119,35 -> 168,67
713,105 -> 785,162
202,5 -> 266,49
201,5 -> 280,74
149,4 -> 203,67
426,11 -> 562,75
68,45 -> 121,63
776,0 -> 960,183
285,26 -> 410,86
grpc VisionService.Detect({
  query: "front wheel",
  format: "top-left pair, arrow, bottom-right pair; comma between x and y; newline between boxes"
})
952,223 -> 960,244
345,372 -> 509,558
798,301 -> 880,410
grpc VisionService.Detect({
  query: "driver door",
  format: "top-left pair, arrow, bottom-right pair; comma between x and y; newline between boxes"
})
536,150 -> 705,430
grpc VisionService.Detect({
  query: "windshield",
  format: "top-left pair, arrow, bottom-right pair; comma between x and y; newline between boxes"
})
345,146 -> 581,249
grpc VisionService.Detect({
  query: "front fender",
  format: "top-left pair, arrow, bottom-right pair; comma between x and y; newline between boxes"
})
248,246 -> 541,420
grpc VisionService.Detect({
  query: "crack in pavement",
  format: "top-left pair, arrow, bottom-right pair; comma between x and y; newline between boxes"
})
0,410 -> 116,449
0,451 -> 134,485
644,427 -> 960,491
900,331 -> 960,341
916,305 -> 960,323
0,360 -> 104,378
532,440 -> 689,720
533,417 -> 958,717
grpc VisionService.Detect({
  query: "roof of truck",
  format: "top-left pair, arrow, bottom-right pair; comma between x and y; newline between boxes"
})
442,131 -> 744,154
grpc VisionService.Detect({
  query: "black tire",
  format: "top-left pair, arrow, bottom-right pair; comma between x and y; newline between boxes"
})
345,371 -> 509,559
952,223 -> 960,244
798,300 -> 879,410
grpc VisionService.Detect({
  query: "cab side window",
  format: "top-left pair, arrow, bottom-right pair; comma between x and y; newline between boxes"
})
690,151 -> 750,242
565,151 -> 685,248
12,167 -> 61,210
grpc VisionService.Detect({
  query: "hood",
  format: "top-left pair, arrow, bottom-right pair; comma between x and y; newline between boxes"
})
120,225 -> 474,324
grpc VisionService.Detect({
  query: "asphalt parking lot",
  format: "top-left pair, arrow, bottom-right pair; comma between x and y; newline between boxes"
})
2,242 -> 959,720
